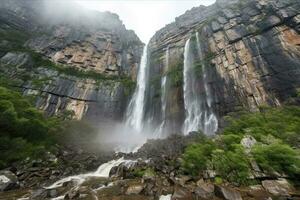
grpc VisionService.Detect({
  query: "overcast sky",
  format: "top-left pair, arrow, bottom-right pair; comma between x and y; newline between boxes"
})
76,0 -> 216,43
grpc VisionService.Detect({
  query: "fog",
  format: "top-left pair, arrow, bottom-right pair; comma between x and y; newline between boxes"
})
24,0 -> 216,42
76,0 -> 216,42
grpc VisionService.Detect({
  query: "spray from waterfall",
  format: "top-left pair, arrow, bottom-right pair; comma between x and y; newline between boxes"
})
182,34 -> 218,135
125,44 -> 149,132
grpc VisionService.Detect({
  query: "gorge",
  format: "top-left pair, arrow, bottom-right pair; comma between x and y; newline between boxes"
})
0,0 -> 300,199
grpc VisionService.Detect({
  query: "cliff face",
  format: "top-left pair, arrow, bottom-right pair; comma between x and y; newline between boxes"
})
0,0 -> 143,121
147,0 -> 300,132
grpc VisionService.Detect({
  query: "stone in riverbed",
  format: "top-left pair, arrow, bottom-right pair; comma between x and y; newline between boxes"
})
262,179 -> 293,197
0,170 -> 19,191
215,186 -> 242,200
172,186 -> 193,200
194,179 -> 215,199
126,184 -> 144,195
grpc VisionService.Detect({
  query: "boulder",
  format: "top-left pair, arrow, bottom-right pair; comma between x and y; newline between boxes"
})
262,179 -> 293,197
246,185 -> 271,199
64,188 -> 80,199
0,170 -> 19,191
126,184 -> 144,195
172,186 -> 193,200
194,179 -> 215,199
175,175 -> 192,186
241,135 -> 257,153
215,186 -> 242,200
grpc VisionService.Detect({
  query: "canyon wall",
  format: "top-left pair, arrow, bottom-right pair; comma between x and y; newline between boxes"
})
146,0 -> 300,133
0,0 -> 143,122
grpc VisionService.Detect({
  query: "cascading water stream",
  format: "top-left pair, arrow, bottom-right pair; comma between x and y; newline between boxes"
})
155,46 -> 170,137
195,32 -> 218,135
46,158 -> 135,189
182,35 -> 218,135
183,38 -> 202,134
125,43 -> 149,132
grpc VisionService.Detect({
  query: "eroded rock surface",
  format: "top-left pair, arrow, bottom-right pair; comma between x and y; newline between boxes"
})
146,0 -> 300,133
0,0 -> 143,121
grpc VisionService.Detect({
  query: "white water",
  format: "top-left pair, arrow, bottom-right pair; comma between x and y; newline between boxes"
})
46,158 -> 134,189
125,44 -> 149,132
182,35 -> 218,135
159,194 -> 172,200
183,38 -> 201,134
196,32 -> 218,135
155,46 -> 170,137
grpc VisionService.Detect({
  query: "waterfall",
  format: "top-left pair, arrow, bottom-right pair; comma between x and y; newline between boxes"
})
182,34 -> 218,135
125,44 -> 149,132
46,158 -> 134,189
196,32 -> 218,135
182,38 -> 201,134
155,46 -> 170,137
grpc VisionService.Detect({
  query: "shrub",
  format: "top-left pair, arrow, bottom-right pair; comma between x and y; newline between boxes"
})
212,146 -> 250,185
0,86 -> 61,168
181,106 -> 300,185
252,142 -> 300,178
223,106 -> 300,147
182,140 -> 216,176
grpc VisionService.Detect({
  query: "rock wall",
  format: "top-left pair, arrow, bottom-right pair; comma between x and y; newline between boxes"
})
147,0 -> 300,132
0,0 -> 143,121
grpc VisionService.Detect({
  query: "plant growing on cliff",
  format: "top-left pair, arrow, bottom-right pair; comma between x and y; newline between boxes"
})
0,86 -> 62,168
166,59 -> 184,88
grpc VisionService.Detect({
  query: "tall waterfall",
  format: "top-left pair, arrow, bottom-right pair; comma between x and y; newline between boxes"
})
182,35 -> 218,135
196,32 -> 218,135
155,46 -> 170,137
125,44 -> 149,132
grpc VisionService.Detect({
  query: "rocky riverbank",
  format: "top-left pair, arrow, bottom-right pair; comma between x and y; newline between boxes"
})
0,134 -> 299,200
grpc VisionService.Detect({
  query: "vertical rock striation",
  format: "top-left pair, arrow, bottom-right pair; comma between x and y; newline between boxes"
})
147,0 -> 300,133
0,0 -> 143,121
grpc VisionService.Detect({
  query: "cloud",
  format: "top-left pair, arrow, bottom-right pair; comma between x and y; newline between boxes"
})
76,0 -> 216,43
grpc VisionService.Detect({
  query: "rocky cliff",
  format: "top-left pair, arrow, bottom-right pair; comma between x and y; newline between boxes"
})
0,0 -> 143,121
146,0 -> 300,133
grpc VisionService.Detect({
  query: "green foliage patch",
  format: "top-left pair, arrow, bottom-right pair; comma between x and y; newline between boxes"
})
182,106 -> 300,185
0,86 -> 61,168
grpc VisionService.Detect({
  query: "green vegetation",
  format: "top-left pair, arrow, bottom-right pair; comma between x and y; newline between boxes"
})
0,86 -> 62,168
0,28 -> 29,53
132,167 -> 156,178
182,106 -> 300,185
166,59 -> 183,87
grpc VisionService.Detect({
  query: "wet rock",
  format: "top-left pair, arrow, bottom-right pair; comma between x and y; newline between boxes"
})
194,179 -> 214,199
64,188 -> 80,199
172,186 -> 193,200
225,25 -> 248,43
257,15 -> 282,31
0,52 -> 33,68
0,170 -> 19,191
47,189 -> 58,198
262,179 -> 293,197
126,184 -> 144,195
211,21 -> 222,32
246,185 -> 271,199
175,175 -> 192,186
215,186 -> 242,200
